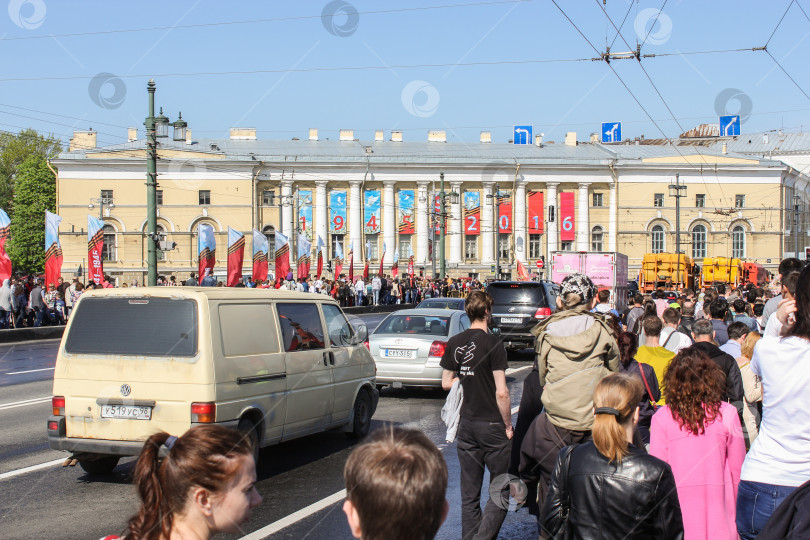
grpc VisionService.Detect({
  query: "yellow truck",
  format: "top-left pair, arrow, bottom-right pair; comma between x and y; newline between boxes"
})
639,253 -> 698,292
701,257 -> 743,288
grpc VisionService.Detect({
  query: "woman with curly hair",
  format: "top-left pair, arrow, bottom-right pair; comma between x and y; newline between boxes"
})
650,348 -> 746,540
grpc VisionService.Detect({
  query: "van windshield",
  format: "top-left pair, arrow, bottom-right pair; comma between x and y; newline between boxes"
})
65,297 -> 198,357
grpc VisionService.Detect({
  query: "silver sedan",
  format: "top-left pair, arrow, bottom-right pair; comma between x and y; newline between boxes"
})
369,308 -> 470,388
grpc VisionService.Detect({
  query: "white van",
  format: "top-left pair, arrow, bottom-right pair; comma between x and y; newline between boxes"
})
47,287 -> 377,474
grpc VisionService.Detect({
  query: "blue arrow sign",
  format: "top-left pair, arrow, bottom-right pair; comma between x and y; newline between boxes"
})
601,122 -> 622,143
513,125 -> 532,145
719,115 -> 740,136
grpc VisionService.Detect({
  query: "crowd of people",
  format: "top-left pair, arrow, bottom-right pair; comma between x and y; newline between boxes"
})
98,257 -> 809,539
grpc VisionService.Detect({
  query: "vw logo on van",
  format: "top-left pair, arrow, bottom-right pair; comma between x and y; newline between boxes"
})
120,384 -> 131,397
508,307 -> 516,313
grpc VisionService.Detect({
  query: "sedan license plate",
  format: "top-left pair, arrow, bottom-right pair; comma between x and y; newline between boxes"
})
500,317 -> 522,324
100,405 -> 152,420
384,349 -> 414,358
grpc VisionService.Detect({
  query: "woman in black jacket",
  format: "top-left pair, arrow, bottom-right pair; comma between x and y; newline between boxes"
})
616,331 -> 660,444
536,373 -> 683,539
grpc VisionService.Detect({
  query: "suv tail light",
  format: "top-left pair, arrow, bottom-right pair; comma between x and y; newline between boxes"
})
428,340 -> 447,358
364,340 -> 369,350
191,402 -> 216,423
534,307 -> 552,319
52,396 -> 65,416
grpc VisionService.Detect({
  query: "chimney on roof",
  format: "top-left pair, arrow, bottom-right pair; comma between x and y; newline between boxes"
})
339,129 -> 354,141
590,132 -> 599,143
428,130 -> 446,142
375,130 -> 384,142
391,130 -> 403,142
480,131 -> 491,143
128,127 -> 137,142
564,132 -> 577,146
763,134 -> 769,144
186,129 -> 192,145
722,143 -> 727,154
230,128 -> 256,140
69,129 -> 97,151
536,134 -> 544,146
309,128 -> 318,141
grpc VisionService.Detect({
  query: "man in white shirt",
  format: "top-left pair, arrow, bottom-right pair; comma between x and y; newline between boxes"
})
659,307 -> 693,354
371,275 -> 382,305
313,277 -> 323,293
355,278 -> 365,306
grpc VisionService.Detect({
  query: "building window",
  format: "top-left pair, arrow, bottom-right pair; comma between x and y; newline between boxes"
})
101,190 -> 113,204
156,190 -> 163,205
560,241 -> 573,251
529,234 -> 543,258
498,235 -> 510,259
735,194 -> 745,208
695,194 -> 705,208
330,234 -> 344,262
262,190 -> 274,206
651,225 -> 665,253
262,225 -> 275,256
399,235 -> 412,259
465,237 -> 477,259
654,193 -> 664,207
592,193 -> 603,207
591,226 -> 604,251
692,224 -> 707,259
732,225 -> 745,258
366,234 -> 379,259
102,224 -> 116,261
199,190 -> 210,205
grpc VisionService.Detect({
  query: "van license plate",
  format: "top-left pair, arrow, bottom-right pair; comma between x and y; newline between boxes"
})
500,317 -> 522,324
101,405 -> 152,420
384,349 -> 414,358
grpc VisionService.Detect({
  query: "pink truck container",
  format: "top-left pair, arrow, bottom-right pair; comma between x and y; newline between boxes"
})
550,251 -> 629,312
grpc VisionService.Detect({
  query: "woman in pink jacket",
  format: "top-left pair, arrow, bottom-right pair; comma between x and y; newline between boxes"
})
650,347 -> 746,540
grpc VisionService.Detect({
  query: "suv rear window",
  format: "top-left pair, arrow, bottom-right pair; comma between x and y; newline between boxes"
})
65,297 -> 198,357
486,283 -> 548,307
376,315 -> 451,336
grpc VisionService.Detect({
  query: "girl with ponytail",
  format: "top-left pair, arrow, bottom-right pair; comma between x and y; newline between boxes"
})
538,374 -> 683,539
102,425 -> 261,540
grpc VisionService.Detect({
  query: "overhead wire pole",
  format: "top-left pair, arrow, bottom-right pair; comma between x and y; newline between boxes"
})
145,80 -> 158,286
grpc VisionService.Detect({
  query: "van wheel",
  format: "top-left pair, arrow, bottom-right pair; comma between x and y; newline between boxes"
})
238,418 -> 261,464
347,390 -> 372,439
78,456 -> 120,475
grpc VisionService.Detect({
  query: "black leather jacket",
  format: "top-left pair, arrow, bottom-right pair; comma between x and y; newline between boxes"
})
541,442 -> 684,540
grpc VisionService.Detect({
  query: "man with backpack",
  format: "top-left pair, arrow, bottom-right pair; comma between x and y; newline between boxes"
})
625,294 -> 645,334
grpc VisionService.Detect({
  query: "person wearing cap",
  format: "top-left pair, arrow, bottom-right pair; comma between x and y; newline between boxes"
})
514,272 -> 619,516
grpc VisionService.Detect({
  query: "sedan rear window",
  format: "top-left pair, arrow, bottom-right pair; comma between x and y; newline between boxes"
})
486,283 -> 548,306
65,297 -> 198,357
375,315 -> 451,336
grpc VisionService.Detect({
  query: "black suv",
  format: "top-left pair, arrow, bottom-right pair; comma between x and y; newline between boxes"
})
485,281 -> 559,350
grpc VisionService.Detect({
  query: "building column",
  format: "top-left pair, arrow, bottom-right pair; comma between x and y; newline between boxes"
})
546,182 -> 559,256
281,180 -> 294,237
609,181 -> 617,252
416,181 -> 429,265
514,177 -> 527,263
382,180 -> 396,269
577,182 -> 590,251
482,182 -> 495,264
315,180 -> 328,251
349,180 -> 362,269
449,181 -> 463,265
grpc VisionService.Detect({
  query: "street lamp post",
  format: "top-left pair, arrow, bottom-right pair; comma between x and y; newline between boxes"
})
794,194 -> 801,258
486,183 -> 501,280
88,192 -> 114,219
668,173 -> 687,288
439,172 -> 446,280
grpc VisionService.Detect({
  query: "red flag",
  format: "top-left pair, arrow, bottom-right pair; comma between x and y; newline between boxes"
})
378,243 -> 385,277
348,244 -> 354,282
297,233 -> 311,280
316,236 -> 325,280
391,250 -> 399,278
517,260 -> 529,281
87,216 -> 104,285
0,211 -> 10,282
560,192 -> 575,242
227,227 -> 245,287
252,230 -> 268,283
363,259 -> 369,280
274,231 -> 290,282
497,191 -> 512,234
198,223 -> 216,281
44,211 -> 62,287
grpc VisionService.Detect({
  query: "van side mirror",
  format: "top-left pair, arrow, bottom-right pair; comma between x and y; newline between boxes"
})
351,324 -> 368,345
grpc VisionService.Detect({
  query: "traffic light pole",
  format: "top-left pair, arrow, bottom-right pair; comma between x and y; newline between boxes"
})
439,172 -> 446,280
145,80 -> 158,286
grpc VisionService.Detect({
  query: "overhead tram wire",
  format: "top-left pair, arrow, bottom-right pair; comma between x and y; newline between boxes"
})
639,0 -> 669,50
0,0 -> 534,42
765,0 -> 796,47
608,0 -> 637,50
764,49 -> 810,103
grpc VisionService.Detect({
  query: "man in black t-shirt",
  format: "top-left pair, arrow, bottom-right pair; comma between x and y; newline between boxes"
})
441,290 -> 512,540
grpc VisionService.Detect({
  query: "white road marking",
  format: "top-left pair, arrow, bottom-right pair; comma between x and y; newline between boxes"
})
240,489 -> 348,539
0,458 -> 64,481
505,365 -> 531,375
6,367 -> 55,375
0,396 -> 51,410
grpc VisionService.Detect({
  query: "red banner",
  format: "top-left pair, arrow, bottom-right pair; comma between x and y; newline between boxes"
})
498,191 -> 512,233
88,236 -> 103,285
253,253 -> 268,282
464,199 -> 480,235
560,192 -> 575,242
517,260 -> 529,281
348,250 -> 354,282
408,255 -> 414,277
316,251 -> 323,280
275,246 -> 290,283
227,238 -> 245,286
363,259 -> 369,280
528,191 -> 544,234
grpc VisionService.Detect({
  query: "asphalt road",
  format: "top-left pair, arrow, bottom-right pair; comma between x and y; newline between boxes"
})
0,313 -> 541,539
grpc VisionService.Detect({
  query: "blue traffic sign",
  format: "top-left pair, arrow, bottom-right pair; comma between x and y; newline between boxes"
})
719,115 -> 740,136
601,122 -> 622,143
513,125 -> 532,145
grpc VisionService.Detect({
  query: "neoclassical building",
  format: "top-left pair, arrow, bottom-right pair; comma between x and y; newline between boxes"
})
53,127 -> 809,284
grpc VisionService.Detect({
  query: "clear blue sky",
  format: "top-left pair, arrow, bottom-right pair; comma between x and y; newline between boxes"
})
2,0 -> 809,148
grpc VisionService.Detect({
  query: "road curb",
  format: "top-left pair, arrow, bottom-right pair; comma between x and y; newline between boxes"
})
0,327 -> 65,344
343,304 -> 414,315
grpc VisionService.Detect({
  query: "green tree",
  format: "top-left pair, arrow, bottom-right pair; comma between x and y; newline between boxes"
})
7,156 -> 56,273
0,129 -> 62,214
